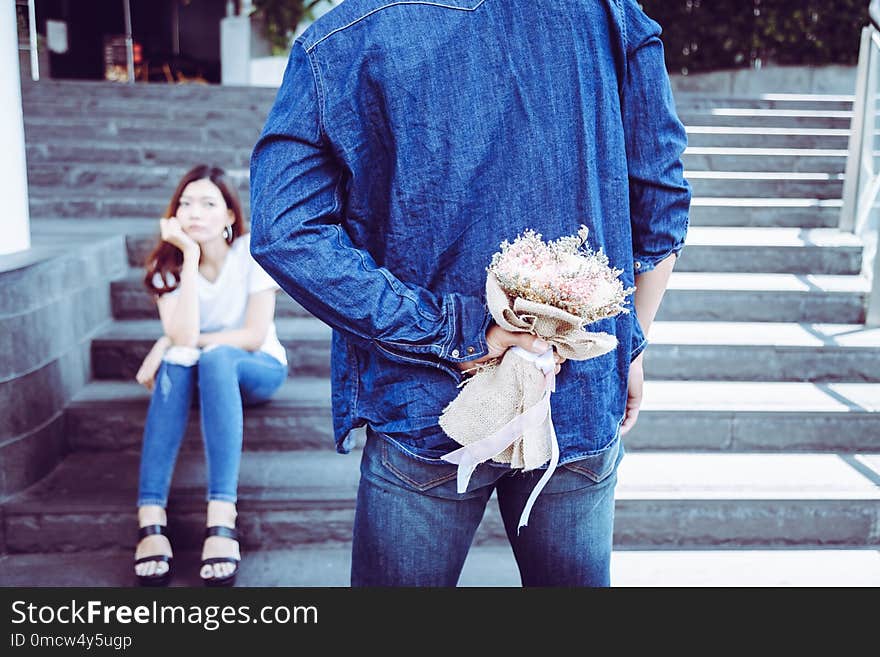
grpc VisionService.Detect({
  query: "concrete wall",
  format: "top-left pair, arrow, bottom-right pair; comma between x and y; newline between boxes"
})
240,58 -> 860,94
0,236 -> 126,499
671,65 -> 858,96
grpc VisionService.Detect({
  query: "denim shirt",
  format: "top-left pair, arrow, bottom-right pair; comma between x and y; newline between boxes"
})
250,0 -> 690,468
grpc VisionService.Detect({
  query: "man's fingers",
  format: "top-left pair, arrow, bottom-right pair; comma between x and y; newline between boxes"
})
503,331 -> 549,354
530,338 -> 550,353
619,400 -> 641,436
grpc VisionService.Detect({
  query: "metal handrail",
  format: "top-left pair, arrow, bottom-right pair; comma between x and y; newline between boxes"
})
840,1 -> 880,325
27,0 -> 38,81
837,26 -> 870,234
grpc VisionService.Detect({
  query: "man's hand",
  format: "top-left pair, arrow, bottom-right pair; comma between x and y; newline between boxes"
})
619,352 -> 644,436
456,324 -> 566,375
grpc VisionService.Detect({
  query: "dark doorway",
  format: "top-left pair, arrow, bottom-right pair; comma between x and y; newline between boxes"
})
34,0 -> 223,83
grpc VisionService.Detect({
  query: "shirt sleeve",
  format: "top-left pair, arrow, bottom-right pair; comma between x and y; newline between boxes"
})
248,41 -> 491,375
630,307 -> 647,362
621,0 -> 691,275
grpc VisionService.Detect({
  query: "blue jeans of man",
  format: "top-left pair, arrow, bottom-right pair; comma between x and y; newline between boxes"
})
137,345 -> 287,508
351,429 -> 624,587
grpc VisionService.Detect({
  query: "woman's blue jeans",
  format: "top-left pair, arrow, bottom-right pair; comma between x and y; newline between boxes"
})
137,345 -> 286,508
351,428 -> 624,587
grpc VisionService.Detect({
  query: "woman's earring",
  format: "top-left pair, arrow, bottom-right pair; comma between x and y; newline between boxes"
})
222,224 -> 233,243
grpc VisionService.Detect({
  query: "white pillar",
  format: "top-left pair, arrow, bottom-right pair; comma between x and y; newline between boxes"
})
221,15 -> 251,86
1,4 -> 31,255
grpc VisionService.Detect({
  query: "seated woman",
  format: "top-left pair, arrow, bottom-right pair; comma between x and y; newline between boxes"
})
133,164 -> 287,586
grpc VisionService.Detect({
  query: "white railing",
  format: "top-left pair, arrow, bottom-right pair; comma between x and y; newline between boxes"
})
840,0 -> 880,326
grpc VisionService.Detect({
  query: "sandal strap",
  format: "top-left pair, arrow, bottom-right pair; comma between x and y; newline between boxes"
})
134,554 -> 172,565
138,524 -> 167,539
205,525 -> 238,541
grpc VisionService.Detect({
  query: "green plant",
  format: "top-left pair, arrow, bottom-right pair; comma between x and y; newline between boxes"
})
638,0 -> 870,74
253,0 -> 325,55
253,0 -> 870,69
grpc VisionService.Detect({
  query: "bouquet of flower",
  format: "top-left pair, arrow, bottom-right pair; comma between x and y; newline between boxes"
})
439,225 -> 634,530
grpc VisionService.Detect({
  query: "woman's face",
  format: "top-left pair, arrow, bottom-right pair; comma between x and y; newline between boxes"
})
175,178 -> 233,244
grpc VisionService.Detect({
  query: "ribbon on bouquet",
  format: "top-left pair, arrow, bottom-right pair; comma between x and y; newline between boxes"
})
441,346 -> 560,532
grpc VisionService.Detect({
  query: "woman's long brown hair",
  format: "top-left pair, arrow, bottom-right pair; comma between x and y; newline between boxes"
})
143,165 -> 248,296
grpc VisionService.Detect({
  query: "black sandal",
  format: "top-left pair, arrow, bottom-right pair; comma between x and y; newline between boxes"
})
134,525 -> 173,587
200,526 -> 240,587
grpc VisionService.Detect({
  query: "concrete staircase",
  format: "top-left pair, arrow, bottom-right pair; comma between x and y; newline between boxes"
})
3,80 -> 879,586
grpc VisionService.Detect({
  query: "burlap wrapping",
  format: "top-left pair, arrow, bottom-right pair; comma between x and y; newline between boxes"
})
438,273 -> 618,470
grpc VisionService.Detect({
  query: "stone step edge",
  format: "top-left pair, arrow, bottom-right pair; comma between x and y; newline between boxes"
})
91,317 -> 880,349
1,547 -> 878,587
5,451 -> 877,507
3,451 -> 876,551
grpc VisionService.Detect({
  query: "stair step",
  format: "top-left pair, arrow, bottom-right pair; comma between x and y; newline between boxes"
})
65,379 -> 880,453
25,163 -> 846,200
109,271 -> 869,328
673,93 -> 855,112
687,172 -> 843,199
28,194 -> 846,228
21,79 -> 280,102
29,196 -> 169,220
23,82 -> 847,110
24,121 -> 262,149
3,450 -> 877,552
26,141 -> 253,169
27,118 -> 854,154
22,104 -> 270,124
111,275 -> 310,318
647,321 -> 880,381
683,147 -> 847,173
89,316 -> 880,381
679,227 -> 862,273
21,95 -> 856,116
678,109 -> 851,129
114,226 -> 855,275
67,378 -> 338,452
26,140 -> 850,176
658,272 -> 867,323
119,227 -> 861,275
28,217 -> 850,259
26,163 -> 250,194
21,106 -> 852,129
1,546 -> 877,586
92,318 -> 329,378
685,126 -> 850,149
689,198 -> 841,227
21,111 -> 852,147
687,226 -> 863,246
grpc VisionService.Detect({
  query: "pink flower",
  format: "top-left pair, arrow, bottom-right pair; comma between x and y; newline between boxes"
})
488,225 -> 635,322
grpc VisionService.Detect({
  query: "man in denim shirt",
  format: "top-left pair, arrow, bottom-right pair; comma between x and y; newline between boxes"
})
250,0 -> 690,586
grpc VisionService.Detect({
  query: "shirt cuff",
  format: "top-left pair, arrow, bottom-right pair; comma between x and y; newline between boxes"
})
631,336 -> 648,362
633,241 -> 686,274
440,292 -> 493,363
630,307 -> 648,362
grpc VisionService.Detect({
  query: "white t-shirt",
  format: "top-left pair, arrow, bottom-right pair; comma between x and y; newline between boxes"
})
155,233 -> 287,366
